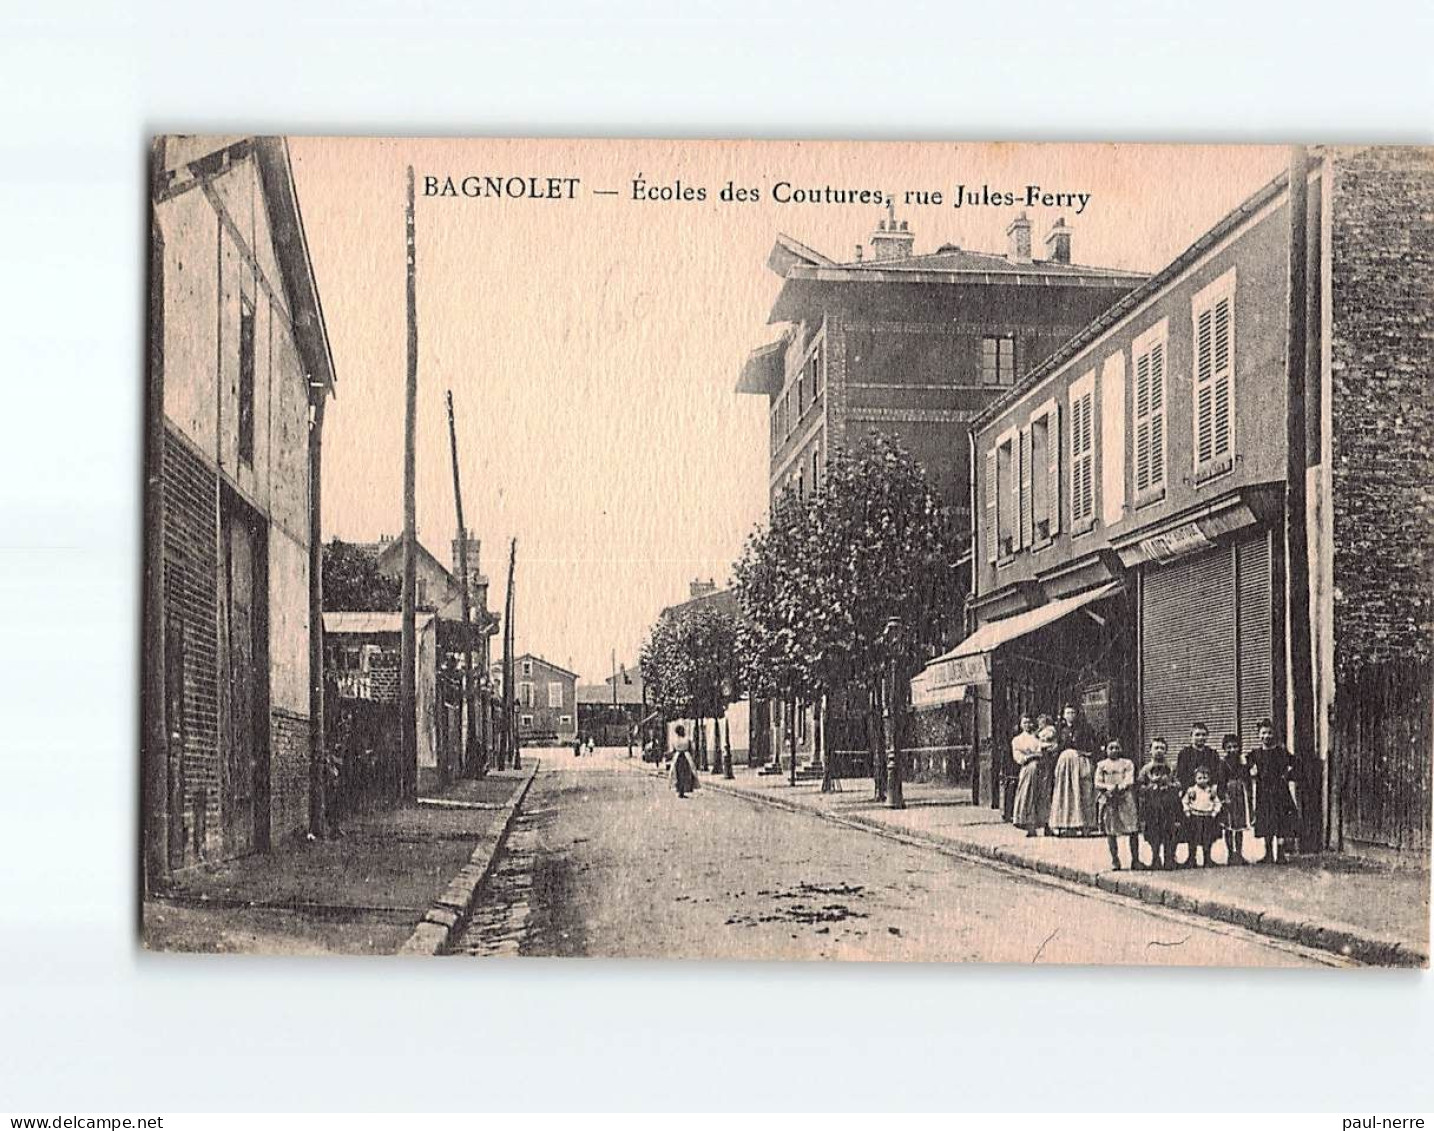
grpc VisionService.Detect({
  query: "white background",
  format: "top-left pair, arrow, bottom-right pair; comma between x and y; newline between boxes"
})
1,0 -> 1431,1113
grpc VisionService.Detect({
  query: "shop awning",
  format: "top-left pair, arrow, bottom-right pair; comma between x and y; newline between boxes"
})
912,581 -> 1123,706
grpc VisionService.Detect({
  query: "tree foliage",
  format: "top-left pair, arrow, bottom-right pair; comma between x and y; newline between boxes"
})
322,540 -> 402,612
640,601 -> 743,722
734,431 -> 965,699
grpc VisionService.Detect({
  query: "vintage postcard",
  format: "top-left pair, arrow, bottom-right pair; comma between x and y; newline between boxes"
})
139,137 -> 1431,965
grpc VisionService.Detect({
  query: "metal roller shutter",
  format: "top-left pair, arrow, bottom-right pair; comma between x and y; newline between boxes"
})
1236,532 -> 1274,745
1141,546 -> 1238,753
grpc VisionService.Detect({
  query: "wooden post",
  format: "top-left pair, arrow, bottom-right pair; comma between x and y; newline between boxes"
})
502,537 -> 517,770
1285,145 -> 1321,850
308,386 -> 328,835
446,390 -> 484,779
400,165 -> 419,800
142,197 -> 170,890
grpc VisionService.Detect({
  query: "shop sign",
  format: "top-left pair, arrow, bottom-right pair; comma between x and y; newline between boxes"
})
1139,521 -> 1213,564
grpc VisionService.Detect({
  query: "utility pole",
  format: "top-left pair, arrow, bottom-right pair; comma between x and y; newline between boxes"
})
1285,145 -> 1320,850
400,164 -> 419,800
502,537 -> 517,771
446,390 -> 484,779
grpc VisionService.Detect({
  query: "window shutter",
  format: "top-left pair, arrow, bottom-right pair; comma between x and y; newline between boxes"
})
1195,306 -> 1214,464
1046,402 -> 1060,535
985,448 -> 998,563
1213,295 -> 1232,458
1135,350 -> 1151,492
1010,432 -> 1023,550
1019,427 -> 1033,549
1149,341 -> 1165,487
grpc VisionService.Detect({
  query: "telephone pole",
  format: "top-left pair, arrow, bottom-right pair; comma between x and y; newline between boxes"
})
502,537 -> 517,771
400,164 -> 419,800
447,390 -> 485,779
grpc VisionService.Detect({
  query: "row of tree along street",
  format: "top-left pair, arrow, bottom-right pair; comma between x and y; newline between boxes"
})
641,431 -> 966,807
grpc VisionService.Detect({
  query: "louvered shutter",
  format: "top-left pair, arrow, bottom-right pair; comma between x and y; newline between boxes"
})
1135,351 -> 1151,492
1212,295 -> 1232,458
1019,427 -> 1033,549
1196,306 -> 1215,464
1010,433 -> 1022,552
1046,402 -> 1060,535
985,448 -> 998,563
1149,341 -> 1166,488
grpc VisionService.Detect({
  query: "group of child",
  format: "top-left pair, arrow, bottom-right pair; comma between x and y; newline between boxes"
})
1013,712 -> 1302,872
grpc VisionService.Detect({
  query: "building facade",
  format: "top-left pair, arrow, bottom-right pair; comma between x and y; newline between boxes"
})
737,213 -> 1147,764
504,654 -> 579,744
948,147 -> 1431,857
146,136 -> 335,867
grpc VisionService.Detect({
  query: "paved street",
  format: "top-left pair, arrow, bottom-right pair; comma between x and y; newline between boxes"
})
450,750 -> 1345,966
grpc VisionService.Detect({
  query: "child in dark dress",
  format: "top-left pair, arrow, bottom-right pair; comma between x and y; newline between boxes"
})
1137,738 -> 1183,870
1217,732 -> 1252,865
1250,718 -> 1300,863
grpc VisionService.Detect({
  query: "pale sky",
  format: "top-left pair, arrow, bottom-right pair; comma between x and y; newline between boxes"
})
289,139 -> 1285,683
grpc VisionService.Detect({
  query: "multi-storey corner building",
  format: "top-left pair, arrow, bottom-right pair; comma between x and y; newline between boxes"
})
738,212 -> 1147,763
941,147 -> 1431,858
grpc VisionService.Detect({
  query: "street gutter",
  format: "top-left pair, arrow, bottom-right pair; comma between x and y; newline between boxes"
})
399,759 -> 540,956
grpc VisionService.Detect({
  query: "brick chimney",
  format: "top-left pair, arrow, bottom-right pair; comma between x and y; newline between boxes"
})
452,533 -> 481,577
869,205 -> 915,261
1006,212 -> 1033,264
689,578 -> 717,599
1044,216 -> 1072,264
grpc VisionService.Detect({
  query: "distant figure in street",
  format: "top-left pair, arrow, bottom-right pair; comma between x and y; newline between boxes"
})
1095,739 -> 1141,870
1049,703 -> 1098,835
669,725 -> 698,798
586,735 -> 596,758
1217,733 -> 1252,865
1138,738 -> 1183,870
1181,764 -> 1224,867
1250,718 -> 1300,864
572,735 -> 582,758
1011,715 -> 1054,837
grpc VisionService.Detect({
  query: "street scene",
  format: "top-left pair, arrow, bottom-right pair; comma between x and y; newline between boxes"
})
139,137 -> 1431,965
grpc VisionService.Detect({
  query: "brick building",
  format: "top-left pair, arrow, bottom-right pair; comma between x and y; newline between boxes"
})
943,147 -> 1431,858
737,211 -> 1146,764
145,136 -> 335,867
495,654 -> 578,744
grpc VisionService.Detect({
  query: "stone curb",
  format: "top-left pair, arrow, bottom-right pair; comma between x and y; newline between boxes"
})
643,765 -> 1427,968
398,761 -> 540,957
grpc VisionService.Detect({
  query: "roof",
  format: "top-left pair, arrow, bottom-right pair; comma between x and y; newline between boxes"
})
515,653 -> 580,681
972,166 -> 1295,431
576,681 -> 646,706
323,610 -> 435,635
659,586 -> 738,622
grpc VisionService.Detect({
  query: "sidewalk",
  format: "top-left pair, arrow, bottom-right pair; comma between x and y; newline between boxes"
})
142,766 -> 534,956
639,760 -> 1430,967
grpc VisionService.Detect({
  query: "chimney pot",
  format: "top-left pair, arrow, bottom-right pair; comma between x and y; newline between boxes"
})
1005,212 -> 1033,264
869,209 -> 916,261
1044,216 -> 1072,265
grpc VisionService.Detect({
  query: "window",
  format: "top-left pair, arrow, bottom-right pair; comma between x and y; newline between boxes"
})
811,445 -> 821,492
238,297 -> 255,465
1132,321 -> 1168,502
1192,269 -> 1236,482
548,681 -> 563,708
559,715 -> 571,725
520,681 -> 535,708
520,714 -> 533,728
797,369 -> 807,418
981,335 -> 1016,386
810,344 -> 824,397
521,659 -> 533,677
1069,372 -> 1096,529
1030,400 -> 1060,542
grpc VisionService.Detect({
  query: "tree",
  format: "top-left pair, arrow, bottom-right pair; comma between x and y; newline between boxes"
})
640,600 -> 743,771
322,540 -> 402,611
734,431 -> 965,797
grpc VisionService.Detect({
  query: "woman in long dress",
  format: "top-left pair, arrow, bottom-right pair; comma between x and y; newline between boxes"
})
1010,716 -> 1054,836
1049,704 -> 1098,834
668,724 -> 699,799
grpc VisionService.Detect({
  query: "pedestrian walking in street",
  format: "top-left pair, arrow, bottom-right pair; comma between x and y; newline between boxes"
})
1049,703 -> 1098,835
1138,737 -> 1183,870
1180,765 -> 1224,867
1250,718 -> 1300,864
1175,723 -> 1220,789
573,734 -> 582,758
585,735 -> 596,758
1094,738 -> 1141,870
1011,714 -> 1054,836
669,724 -> 699,799
1217,732 -> 1252,865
